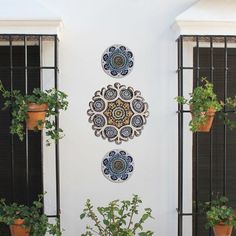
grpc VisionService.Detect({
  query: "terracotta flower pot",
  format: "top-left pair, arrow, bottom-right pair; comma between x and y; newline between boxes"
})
10,219 -> 30,236
213,224 -> 233,236
27,103 -> 48,130
190,106 -> 216,132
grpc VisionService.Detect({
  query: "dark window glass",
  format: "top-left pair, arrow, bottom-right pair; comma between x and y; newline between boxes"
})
193,48 -> 236,236
0,46 -> 42,235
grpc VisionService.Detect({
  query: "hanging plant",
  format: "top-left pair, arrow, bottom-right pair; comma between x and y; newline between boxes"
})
199,195 -> 236,236
175,78 -> 222,132
0,194 -> 62,236
0,81 -> 68,146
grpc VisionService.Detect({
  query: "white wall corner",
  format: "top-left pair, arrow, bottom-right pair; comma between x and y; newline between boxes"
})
172,0 -> 236,37
0,0 -> 63,37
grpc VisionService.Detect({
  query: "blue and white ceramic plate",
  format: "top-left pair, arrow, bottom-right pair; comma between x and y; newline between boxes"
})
101,149 -> 134,183
87,83 -> 149,144
101,44 -> 134,78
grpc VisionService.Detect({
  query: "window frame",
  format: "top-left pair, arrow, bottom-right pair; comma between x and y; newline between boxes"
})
0,34 -> 60,219
177,35 -> 236,236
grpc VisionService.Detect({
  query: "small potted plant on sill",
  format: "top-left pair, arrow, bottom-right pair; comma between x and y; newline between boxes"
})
200,195 -> 236,236
175,78 -> 222,132
0,194 -> 62,236
80,194 -> 154,236
0,80 -> 68,146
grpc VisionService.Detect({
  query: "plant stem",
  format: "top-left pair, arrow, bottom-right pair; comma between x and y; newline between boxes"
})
127,199 -> 138,229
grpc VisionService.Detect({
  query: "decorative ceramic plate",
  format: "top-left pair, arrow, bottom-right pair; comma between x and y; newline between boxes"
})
87,83 -> 149,144
101,44 -> 134,78
101,149 -> 134,183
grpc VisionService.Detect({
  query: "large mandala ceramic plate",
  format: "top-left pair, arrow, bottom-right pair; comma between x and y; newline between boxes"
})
101,149 -> 134,183
87,83 -> 149,144
101,44 -> 134,78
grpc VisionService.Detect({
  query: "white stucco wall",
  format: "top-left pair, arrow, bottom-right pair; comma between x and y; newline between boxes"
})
0,0 -> 199,235
50,0 -> 198,236
48,0 -> 197,235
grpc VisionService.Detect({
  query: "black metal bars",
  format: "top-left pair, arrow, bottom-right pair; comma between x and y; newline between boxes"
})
223,37 -> 228,196
177,35 -> 236,236
54,35 -> 61,219
9,36 -> 15,203
24,35 -> 30,206
177,36 -> 183,236
0,34 -> 60,218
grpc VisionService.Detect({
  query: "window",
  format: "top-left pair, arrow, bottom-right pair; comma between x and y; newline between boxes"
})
177,36 -> 236,236
0,35 -> 59,235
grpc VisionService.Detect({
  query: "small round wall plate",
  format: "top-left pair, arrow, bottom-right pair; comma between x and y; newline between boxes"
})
101,149 -> 134,183
101,44 -> 134,78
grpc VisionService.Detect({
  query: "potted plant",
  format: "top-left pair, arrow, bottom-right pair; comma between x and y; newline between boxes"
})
200,195 -> 236,236
0,80 -> 68,146
176,78 -> 222,132
80,194 -> 154,236
0,194 -> 62,236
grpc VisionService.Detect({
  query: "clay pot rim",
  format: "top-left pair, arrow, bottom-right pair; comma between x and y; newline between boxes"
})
27,103 -> 48,112
13,218 -> 25,225
189,105 -> 216,112
215,222 -> 233,226
190,106 -> 216,116
205,108 -> 216,116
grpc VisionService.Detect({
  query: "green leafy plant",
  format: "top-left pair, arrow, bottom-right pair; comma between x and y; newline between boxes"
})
200,195 -> 236,229
80,194 -> 154,236
175,78 -> 222,132
0,194 -> 62,236
0,80 -> 68,146
221,96 -> 236,129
